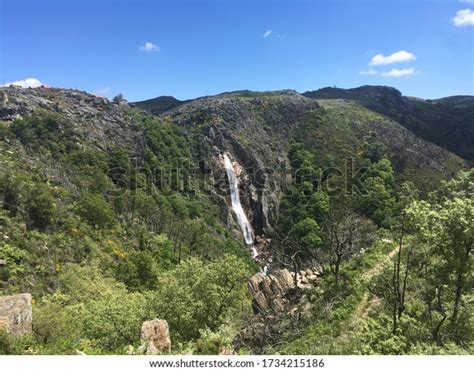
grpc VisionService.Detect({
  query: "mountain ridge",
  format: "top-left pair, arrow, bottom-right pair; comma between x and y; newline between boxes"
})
302,85 -> 474,161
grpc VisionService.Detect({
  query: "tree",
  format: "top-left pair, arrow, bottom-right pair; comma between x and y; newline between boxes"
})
112,94 -> 126,104
115,251 -> 158,291
34,264 -> 149,353
75,192 -> 116,228
325,211 -> 376,285
11,110 -> 77,156
289,218 -> 323,254
406,170 -> 473,337
27,183 -> 56,231
150,255 -> 250,342
358,158 -> 396,226
390,182 -> 419,333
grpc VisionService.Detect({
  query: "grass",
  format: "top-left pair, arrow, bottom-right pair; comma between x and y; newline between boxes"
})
275,237 -> 397,354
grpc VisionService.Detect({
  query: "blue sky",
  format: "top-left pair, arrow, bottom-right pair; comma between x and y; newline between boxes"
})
1,0 -> 473,101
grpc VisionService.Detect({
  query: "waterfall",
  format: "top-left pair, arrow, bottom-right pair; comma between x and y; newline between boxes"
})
223,153 -> 258,257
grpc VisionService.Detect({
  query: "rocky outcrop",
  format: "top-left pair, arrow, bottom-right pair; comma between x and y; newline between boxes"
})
0,86 -> 142,153
140,319 -> 171,354
0,293 -> 32,337
248,267 -> 323,314
165,91 -> 320,237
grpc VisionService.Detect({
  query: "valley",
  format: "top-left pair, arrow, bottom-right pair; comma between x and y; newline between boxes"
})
0,85 -> 472,355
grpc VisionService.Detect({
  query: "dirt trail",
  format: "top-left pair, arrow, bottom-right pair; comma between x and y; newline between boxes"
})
351,244 -> 400,323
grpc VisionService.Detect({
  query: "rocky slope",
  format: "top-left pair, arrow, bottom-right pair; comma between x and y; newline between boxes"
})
1,86 -> 466,245
0,85 -> 471,355
303,85 -> 474,162
0,86 -> 144,155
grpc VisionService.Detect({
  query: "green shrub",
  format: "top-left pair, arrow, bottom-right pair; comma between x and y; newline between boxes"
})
11,111 -> 77,156
75,192 -> 115,228
27,183 -> 56,230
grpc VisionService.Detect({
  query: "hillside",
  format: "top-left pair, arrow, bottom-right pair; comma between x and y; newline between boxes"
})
0,86 -> 471,355
132,96 -> 189,116
303,86 -> 474,162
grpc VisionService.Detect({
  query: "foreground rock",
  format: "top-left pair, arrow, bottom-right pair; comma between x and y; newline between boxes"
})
0,293 -> 32,336
140,319 -> 171,354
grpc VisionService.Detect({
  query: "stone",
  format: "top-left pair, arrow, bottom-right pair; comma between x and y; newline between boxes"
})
269,276 -> 283,295
297,283 -> 313,290
248,273 -> 264,296
219,347 -> 236,355
248,268 -> 300,314
140,319 -> 171,354
271,297 -> 285,312
258,276 -> 274,298
0,293 -> 32,337
313,265 -> 324,276
252,291 -> 269,312
273,269 -> 294,288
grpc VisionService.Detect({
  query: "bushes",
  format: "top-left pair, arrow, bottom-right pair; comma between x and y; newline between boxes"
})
11,111 -> 77,156
27,183 -> 57,231
115,251 -> 158,291
75,192 -> 116,228
150,255 -> 251,342
33,264 -> 148,354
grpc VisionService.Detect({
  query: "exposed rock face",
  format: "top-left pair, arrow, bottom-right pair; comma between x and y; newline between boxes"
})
0,293 -> 32,336
248,267 -> 324,314
140,319 -> 171,354
0,86 -> 143,153
165,91 -> 320,236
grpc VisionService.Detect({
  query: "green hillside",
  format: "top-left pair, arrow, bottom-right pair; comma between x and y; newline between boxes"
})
0,86 -> 472,355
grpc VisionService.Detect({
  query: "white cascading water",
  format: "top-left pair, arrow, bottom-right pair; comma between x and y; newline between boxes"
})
223,153 -> 258,258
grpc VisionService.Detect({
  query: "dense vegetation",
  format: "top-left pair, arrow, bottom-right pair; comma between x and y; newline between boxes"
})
0,110 -> 254,354
0,89 -> 472,355
303,85 -> 474,161
270,108 -> 473,354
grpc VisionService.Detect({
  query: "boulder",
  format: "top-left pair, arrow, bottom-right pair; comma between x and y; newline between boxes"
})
248,268 -> 299,314
248,273 -> 264,296
0,293 -> 32,337
273,268 -> 294,289
219,347 -> 236,355
140,319 -> 171,354
313,265 -> 324,276
271,297 -> 285,312
252,291 -> 269,312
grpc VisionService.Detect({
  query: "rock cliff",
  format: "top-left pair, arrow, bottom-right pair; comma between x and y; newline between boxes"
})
0,293 -> 32,337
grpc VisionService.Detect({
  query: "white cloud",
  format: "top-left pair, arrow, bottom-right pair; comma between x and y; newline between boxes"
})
360,68 -> 380,75
452,9 -> 474,26
369,50 -> 416,65
139,42 -> 159,52
381,68 -> 419,77
459,1 -> 474,4
2,78 -> 44,88
263,30 -> 272,38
